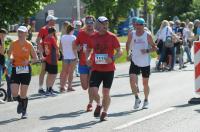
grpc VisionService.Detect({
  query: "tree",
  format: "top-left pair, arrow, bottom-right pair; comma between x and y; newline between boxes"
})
154,0 -> 192,29
0,0 -> 55,28
81,0 -> 141,32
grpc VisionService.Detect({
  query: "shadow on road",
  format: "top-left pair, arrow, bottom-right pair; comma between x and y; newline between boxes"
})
40,110 -> 86,120
114,74 -> 129,78
173,103 -> 198,108
48,120 -> 100,131
0,118 -> 20,125
109,109 -> 143,117
111,93 -> 132,97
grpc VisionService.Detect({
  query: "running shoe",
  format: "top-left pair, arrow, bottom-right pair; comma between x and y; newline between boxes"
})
134,98 -> 141,109
142,101 -> 149,109
38,88 -> 46,94
86,104 -> 92,112
94,105 -> 102,117
0,100 -> 5,104
100,112 -> 107,121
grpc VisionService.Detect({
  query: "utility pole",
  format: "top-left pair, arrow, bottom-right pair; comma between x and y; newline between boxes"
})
77,0 -> 80,20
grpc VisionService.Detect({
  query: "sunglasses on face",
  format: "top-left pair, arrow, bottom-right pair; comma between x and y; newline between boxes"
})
86,21 -> 94,25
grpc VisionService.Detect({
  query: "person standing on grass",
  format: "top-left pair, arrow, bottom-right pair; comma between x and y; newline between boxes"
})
8,26 -> 38,118
36,15 -> 57,94
60,24 -> 78,92
89,16 -> 122,121
126,18 -> 157,109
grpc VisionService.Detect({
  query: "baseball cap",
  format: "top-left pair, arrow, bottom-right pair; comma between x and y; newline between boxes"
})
17,26 -> 28,32
132,17 -> 139,23
85,17 -> 95,25
136,18 -> 146,25
97,16 -> 109,23
46,15 -> 58,22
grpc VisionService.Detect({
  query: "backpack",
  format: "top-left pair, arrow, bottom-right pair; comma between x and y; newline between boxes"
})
164,27 -> 174,48
165,36 -> 174,48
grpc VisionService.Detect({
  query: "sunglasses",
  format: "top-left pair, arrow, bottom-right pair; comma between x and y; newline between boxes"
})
86,21 -> 94,25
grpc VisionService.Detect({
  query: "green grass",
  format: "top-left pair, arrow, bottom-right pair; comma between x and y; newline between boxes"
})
118,36 -> 127,43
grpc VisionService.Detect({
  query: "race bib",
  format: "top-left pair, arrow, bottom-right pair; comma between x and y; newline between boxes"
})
95,54 -> 108,64
16,66 -> 29,74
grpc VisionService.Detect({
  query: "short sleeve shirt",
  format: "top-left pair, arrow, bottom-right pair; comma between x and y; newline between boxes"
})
43,36 -> 58,65
75,30 -> 95,65
91,31 -> 120,71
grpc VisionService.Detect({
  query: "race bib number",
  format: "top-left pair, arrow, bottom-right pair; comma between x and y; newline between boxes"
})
95,54 -> 108,64
16,66 -> 29,74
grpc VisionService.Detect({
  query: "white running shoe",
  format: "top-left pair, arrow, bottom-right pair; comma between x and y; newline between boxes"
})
142,101 -> 149,109
0,100 -> 5,104
134,99 -> 141,109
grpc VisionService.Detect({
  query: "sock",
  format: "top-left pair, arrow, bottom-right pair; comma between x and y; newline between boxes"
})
13,95 -> 20,101
21,98 -> 28,113
135,95 -> 139,99
144,99 -> 148,102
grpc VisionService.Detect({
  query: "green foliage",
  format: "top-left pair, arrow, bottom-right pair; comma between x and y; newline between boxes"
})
0,0 -> 55,28
81,0 -> 141,32
154,0 -> 193,30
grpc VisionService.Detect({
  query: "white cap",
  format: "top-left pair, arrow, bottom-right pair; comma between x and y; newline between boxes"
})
46,15 -> 58,21
97,16 -> 108,23
17,26 -> 28,32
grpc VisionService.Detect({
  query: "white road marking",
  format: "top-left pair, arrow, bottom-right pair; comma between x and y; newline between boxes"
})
114,107 -> 175,130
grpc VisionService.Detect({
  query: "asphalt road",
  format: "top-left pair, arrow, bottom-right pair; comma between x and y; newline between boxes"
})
0,59 -> 198,132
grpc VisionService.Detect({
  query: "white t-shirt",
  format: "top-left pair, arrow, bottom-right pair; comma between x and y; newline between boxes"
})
159,26 -> 173,42
131,31 -> 151,67
60,34 -> 76,59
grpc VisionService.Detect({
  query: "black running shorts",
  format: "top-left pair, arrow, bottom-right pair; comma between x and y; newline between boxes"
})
11,66 -> 32,85
45,62 -> 58,74
89,71 -> 114,89
129,61 -> 150,78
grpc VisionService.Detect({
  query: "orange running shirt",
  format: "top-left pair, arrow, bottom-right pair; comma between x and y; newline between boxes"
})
11,40 -> 32,67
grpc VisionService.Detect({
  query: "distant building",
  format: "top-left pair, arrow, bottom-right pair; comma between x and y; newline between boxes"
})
35,0 -> 85,31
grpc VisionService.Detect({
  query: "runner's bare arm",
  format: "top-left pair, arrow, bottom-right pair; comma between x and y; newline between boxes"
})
126,31 -> 132,56
147,34 -> 158,52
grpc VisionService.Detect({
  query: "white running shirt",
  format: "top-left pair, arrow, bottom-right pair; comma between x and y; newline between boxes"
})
131,31 -> 150,67
61,34 -> 76,59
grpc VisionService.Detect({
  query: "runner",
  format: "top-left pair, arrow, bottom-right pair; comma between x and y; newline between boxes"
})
126,17 -> 139,93
126,18 -> 157,109
60,24 -> 78,92
8,26 -> 38,118
36,15 -> 57,94
74,15 -> 96,112
89,16 -> 122,121
43,27 -> 59,95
